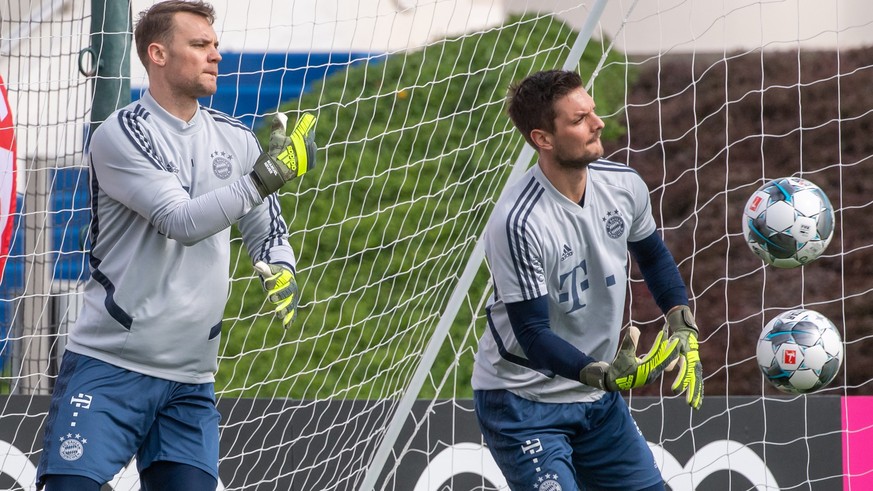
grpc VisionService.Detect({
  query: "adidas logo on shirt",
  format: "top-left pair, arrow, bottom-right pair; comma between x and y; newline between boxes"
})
560,244 -> 573,261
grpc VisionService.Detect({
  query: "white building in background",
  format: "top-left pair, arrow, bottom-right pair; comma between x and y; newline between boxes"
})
128,0 -> 873,84
2,0 -> 873,181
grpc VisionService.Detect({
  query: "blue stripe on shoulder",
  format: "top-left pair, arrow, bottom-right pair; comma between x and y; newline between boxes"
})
589,159 -> 639,174
117,105 -> 168,172
505,177 -> 544,300
202,107 -> 255,135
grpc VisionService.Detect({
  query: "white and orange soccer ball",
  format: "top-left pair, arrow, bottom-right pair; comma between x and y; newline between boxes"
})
742,177 -> 835,268
756,309 -> 843,394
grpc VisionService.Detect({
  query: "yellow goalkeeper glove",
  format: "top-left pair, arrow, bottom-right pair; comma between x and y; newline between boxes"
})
254,261 -> 299,328
579,326 -> 679,391
250,112 -> 317,198
666,305 -> 703,409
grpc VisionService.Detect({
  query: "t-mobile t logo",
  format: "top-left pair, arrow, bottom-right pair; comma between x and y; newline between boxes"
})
521,438 -> 543,455
70,393 -> 92,409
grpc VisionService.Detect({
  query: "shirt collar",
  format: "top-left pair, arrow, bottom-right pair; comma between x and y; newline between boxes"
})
140,90 -> 202,133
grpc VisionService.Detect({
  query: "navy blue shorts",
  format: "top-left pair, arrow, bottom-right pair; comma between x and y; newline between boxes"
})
474,389 -> 663,491
36,350 -> 220,487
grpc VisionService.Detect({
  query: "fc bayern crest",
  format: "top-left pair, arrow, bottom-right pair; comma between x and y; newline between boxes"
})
58,434 -> 86,461
537,477 -> 562,491
211,150 -> 233,180
603,209 -> 625,239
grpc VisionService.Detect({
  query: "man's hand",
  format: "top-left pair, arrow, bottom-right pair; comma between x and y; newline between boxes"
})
250,112 -> 317,198
253,261 -> 299,328
579,326 -> 679,391
666,305 -> 703,409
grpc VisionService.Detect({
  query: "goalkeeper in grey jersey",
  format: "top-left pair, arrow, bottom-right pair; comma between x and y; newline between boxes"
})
36,2 -> 313,490
472,70 -> 703,490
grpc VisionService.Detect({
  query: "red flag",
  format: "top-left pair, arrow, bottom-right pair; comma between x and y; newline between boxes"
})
0,74 -> 16,275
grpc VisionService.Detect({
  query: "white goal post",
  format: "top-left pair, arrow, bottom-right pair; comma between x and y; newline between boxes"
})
357,1 -> 612,487
2,1 -> 873,490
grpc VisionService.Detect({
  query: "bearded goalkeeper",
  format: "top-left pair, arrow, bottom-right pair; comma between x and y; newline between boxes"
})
472,69 -> 703,491
36,2 -> 312,490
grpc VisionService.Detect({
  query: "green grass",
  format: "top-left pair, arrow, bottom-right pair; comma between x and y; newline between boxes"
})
217,13 -> 635,400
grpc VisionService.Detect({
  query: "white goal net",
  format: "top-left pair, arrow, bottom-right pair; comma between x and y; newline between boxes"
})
2,1 -> 873,490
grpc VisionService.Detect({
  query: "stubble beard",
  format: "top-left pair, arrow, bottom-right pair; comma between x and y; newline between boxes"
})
177,73 -> 218,101
190,81 -> 217,100
555,145 -> 603,170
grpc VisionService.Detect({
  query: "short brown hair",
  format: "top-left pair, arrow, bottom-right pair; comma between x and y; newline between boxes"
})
506,70 -> 584,148
134,0 -> 216,68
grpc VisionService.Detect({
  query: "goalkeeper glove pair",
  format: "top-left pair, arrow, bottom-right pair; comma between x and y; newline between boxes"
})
251,112 -> 316,326
579,305 -> 703,409
250,112 -> 317,198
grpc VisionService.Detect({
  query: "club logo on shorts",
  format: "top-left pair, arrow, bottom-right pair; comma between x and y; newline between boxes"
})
58,433 -> 86,461
602,209 -> 625,239
536,474 -> 562,491
211,151 -> 233,180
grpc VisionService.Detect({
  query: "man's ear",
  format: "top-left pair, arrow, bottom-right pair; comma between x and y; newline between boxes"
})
147,43 -> 167,68
530,128 -> 552,151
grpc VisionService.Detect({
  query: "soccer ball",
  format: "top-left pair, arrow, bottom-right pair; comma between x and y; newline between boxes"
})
742,177 -> 835,268
755,309 -> 843,394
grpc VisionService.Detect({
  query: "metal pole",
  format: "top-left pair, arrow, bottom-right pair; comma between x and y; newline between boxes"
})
82,0 -> 132,144
357,1 -> 611,488
19,165 -> 53,395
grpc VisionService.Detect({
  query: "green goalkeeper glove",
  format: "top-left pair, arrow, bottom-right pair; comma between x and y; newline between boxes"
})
254,261 -> 299,328
666,305 -> 703,409
250,112 -> 317,198
579,326 -> 679,391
